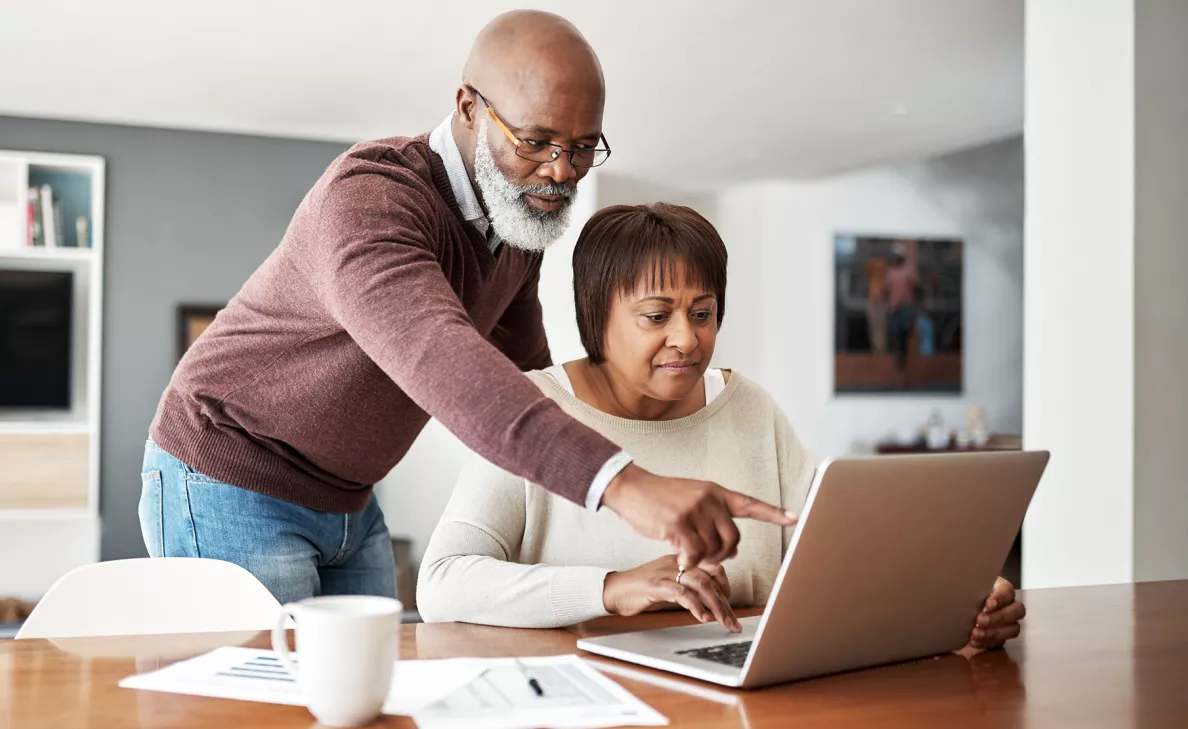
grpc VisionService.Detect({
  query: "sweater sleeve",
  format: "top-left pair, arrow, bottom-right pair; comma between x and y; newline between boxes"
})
299,164 -> 618,504
773,404 -> 816,555
417,449 -> 612,628
488,255 -> 552,372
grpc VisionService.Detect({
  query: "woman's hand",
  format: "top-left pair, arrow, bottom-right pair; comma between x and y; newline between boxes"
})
602,555 -> 741,632
968,577 -> 1025,650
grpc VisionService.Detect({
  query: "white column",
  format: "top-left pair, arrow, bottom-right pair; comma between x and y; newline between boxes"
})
1023,0 -> 1188,587
1023,0 -> 1135,588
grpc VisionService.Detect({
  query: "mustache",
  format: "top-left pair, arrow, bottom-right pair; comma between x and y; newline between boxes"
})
514,181 -> 577,198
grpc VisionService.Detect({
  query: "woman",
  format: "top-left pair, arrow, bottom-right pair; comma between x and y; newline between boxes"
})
417,204 -> 1022,650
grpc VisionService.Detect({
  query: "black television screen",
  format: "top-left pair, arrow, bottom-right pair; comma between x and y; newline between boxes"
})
0,269 -> 74,409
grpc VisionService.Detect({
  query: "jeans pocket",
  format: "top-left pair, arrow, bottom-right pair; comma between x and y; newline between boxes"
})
139,470 -> 164,557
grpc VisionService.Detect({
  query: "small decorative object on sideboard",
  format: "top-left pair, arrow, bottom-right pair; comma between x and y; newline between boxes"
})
925,410 -> 951,450
876,406 -> 1021,455
965,404 -> 989,447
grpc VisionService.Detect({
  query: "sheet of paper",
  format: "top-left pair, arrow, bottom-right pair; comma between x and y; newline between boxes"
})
120,648 -> 666,728
411,655 -> 668,729
118,646 -> 488,715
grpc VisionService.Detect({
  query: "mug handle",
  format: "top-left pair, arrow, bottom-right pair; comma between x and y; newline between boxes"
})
271,604 -> 299,679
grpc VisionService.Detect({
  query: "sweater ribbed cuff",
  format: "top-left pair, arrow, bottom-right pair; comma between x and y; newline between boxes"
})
534,417 -> 622,506
549,567 -> 614,626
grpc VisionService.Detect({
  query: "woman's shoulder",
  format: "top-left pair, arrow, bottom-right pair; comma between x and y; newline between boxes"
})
714,368 -> 776,406
522,368 -> 592,422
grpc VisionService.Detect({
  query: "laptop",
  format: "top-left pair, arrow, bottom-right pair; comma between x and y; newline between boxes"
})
577,451 -> 1049,689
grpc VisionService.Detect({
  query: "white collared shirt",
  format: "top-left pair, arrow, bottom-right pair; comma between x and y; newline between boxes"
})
428,114 -> 502,253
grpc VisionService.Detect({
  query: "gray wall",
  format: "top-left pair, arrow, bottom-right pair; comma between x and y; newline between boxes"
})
0,116 -> 348,560
1135,0 -> 1188,582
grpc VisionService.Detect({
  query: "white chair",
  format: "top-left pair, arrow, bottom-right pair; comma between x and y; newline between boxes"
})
16,558 -> 282,639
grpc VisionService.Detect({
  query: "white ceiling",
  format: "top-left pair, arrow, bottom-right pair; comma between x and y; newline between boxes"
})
0,0 -> 1022,190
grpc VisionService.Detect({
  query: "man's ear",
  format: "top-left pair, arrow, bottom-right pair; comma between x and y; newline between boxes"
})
456,86 -> 480,130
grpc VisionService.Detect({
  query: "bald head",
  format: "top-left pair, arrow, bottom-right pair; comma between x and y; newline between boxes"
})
462,10 -> 604,110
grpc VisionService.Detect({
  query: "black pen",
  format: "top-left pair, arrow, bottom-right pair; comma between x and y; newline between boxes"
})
514,658 -> 545,697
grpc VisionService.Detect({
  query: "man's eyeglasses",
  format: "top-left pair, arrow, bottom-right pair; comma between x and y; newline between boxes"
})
469,86 -> 611,169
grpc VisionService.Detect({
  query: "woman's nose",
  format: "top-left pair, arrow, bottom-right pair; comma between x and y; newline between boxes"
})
667,318 -> 698,353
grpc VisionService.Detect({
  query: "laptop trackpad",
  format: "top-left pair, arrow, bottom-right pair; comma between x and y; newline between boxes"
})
593,615 -> 761,655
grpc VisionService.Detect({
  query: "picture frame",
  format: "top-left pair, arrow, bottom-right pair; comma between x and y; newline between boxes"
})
834,233 -> 964,394
176,304 -> 223,361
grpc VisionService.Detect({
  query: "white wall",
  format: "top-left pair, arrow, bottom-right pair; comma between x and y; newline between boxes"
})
1022,0 -> 1136,589
713,139 -> 1024,461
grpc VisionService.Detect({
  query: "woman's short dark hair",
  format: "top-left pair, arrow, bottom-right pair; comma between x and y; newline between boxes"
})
573,203 -> 727,364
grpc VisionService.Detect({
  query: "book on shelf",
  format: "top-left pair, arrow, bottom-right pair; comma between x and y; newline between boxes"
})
24,184 -> 88,248
53,194 -> 64,248
27,187 -> 43,247
40,184 -> 57,248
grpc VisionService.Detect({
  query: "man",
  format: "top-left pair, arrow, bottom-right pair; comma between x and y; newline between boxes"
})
140,10 -> 793,604
862,252 -> 888,354
885,241 -> 918,377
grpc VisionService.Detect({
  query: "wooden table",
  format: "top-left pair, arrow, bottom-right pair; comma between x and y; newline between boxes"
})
3,581 -> 1187,728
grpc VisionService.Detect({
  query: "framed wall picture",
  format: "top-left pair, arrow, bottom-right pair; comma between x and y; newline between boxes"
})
834,234 -> 964,394
176,304 -> 223,361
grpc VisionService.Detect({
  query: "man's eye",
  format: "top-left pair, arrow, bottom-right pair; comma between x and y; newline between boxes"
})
522,139 -> 549,148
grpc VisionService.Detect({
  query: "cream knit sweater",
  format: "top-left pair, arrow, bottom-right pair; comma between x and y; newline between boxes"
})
416,369 -> 815,628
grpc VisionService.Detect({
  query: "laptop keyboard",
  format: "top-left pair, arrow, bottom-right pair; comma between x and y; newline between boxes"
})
676,640 -> 754,668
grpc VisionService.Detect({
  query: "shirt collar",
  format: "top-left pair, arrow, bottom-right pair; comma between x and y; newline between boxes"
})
428,113 -> 502,252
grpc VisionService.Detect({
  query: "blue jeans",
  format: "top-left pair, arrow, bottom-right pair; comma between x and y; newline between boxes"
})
138,440 -> 397,605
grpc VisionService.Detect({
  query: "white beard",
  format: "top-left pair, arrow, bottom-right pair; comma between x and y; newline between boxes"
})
474,117 -> 577,252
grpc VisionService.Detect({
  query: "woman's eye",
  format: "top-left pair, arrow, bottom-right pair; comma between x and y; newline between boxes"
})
645,313 -> 668,323
692,311 -> 713,321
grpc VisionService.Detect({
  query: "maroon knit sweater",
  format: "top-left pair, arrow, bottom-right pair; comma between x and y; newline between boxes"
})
150,134 -> 619,513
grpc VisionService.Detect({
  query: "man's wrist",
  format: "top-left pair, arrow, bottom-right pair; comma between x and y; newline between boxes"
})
601,463 -> 643,512
587,452 -> 634,511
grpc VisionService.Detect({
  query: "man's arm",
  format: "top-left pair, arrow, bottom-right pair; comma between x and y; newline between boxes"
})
295,167 -> 615,503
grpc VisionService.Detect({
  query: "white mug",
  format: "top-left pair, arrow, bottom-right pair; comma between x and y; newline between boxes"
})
271,595 -> 402,727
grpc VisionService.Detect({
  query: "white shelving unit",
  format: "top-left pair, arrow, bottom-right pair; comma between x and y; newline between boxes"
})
0,150 -> 105,599
0,247 -> 96,262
